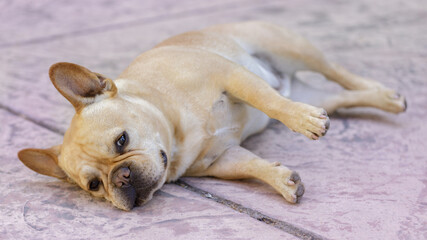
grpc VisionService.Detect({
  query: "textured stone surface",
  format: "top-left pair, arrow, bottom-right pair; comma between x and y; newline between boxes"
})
0,0 -> 254,47
1,0 -> 426,239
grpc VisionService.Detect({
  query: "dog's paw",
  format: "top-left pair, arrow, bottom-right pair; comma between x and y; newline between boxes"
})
283,102 -> 330,140
382,89 -> 407,113
271,167 -> 305,203
283,171 -> 305,203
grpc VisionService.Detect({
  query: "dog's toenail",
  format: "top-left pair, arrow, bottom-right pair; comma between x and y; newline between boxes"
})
392,93 -> 401,99
296,184 -> 305,197
403,98 -> 407,111
312,133 -> 319,140
319,109 -> 328,118
325,119 -> 330,130
272,161 -> 281,167
290,172 -> 300,183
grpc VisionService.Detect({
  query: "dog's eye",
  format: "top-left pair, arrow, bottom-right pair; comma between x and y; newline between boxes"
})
116,133 -> 127,146
115,131 -> 128,153
160,150 -> 168,167
89,179 -> 101,191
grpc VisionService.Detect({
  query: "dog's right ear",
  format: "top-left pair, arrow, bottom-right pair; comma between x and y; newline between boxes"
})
49,62 -> 117,112
17,145 -> 67,179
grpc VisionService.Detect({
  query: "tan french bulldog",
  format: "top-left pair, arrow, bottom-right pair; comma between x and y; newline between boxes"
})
18,22 -> 406,211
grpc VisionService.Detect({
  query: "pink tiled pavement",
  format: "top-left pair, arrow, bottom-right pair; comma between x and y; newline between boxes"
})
0,0 -> 254,47
1,0 -> 426,239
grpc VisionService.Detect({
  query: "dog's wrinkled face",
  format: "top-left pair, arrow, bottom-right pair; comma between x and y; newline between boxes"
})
60,98 -> 169,210
18,63 -> 171,210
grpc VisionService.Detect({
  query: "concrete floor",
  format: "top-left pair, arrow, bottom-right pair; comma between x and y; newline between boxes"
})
1,0 -> 426,239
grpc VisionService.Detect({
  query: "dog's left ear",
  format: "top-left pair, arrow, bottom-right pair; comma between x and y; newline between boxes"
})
17,145 -> 67,179
49,62 -> 117,112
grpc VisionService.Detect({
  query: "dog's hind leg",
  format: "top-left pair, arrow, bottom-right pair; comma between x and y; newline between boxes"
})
320,89 -> 407,114
306,63 -> 407,114
289,75 -> 407,114
187,146 -> 305,203
208,22 -> 407,113
208,22 -> 385,90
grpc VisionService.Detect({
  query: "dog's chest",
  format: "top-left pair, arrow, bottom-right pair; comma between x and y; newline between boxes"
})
206,93 -> 246,150
182,93 -> 247,173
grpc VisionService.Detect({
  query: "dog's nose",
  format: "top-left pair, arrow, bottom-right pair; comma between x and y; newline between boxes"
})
112,167 -> 131,188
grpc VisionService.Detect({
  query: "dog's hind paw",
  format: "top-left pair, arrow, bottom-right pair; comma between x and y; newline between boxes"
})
367,88 -> 407,114
385,90 -> 407,113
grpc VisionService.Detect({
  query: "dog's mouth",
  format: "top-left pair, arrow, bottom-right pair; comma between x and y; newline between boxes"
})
109,153 -> 162,210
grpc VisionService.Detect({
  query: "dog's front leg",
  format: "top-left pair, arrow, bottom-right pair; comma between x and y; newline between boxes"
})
224,67 -> 330,140
189,146 -> 304,203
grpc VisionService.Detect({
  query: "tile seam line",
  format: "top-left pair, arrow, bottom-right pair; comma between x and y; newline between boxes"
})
0,103 -> 65,135
1,103 -> 328,240
174,180 -> 328,240
0,0 -> 280,49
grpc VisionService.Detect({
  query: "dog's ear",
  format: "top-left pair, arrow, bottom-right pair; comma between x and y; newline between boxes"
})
49,62 -> 117,111
17,145 -> 67,179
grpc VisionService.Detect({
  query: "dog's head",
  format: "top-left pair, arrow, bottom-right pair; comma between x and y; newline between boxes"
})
18,63 -> 172,210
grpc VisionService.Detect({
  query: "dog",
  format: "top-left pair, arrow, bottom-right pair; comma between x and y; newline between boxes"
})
18,22 -> 407,211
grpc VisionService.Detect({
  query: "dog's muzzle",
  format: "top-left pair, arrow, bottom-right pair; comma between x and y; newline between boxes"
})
110,163 -> 160,210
